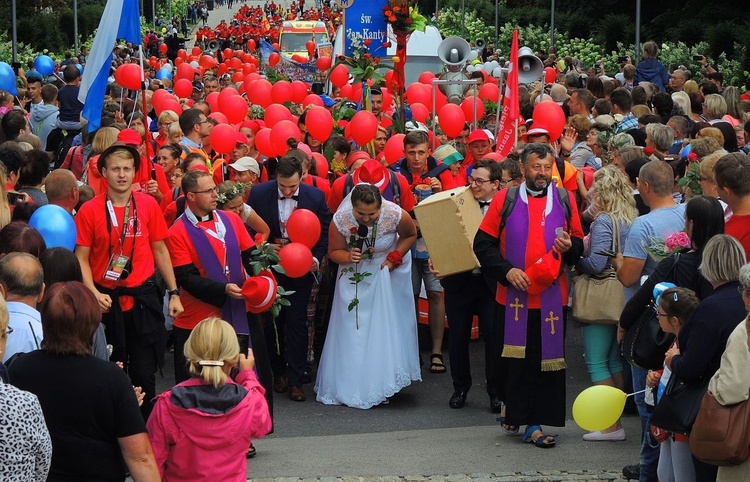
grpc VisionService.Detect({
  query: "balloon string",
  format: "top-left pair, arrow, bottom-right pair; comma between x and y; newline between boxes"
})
626,389 -> 647,398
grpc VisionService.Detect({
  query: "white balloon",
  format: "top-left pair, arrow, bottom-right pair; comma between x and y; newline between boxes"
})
466,65 -> 475,73
491,60 -> 499,70
483,62 -> 493,72
190,60 -> 199,68
468,50 -> 478,61
162,63 -> 173,72
493,67 -> 503,78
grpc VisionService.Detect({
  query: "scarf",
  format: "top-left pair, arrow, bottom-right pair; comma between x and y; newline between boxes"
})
502,183 -> 566,371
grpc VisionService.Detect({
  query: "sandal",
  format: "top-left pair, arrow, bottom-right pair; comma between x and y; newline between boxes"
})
429,353 -> 447,374
246,443 -> 257,458
496,403 -> 519,434
522,425 -> 556,448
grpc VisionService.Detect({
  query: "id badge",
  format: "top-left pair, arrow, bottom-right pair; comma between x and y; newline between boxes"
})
104,253 -> 130,282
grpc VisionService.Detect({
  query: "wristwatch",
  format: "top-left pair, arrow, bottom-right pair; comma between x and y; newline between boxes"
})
167,288 -> 181,297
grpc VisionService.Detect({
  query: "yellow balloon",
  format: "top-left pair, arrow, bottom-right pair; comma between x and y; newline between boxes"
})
572,385 -> 627,432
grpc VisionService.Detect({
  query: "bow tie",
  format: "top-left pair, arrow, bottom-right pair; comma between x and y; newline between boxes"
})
279,195 -> 299,201
478,201 -> 491,208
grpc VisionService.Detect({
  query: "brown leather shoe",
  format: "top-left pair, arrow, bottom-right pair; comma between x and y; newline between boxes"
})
288,385 -> 306,402
273,375 -> 288,393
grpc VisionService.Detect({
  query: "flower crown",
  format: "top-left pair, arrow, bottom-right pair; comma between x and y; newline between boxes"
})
217,182 -> 251,204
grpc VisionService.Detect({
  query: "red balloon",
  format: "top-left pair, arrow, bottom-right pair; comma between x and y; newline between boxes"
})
115,64 -> 142,90
290,81 -> 308,104
174,57 -> 184,66
287,209 -> 321,249
269,52 -> 281,67
350,111 -> 378,146
410,103 -> 429,123
383,134 -> 405,165
149,56 -> 158,67
173,78 -> 193,99
278,243 -> 313,278
312,152 -> 329,177
303,94 -> 324,108
200,54 -> 217,69
406,83 -> 431,110
544,67 -> 557,84
438,104 -> 466,138
339,84 -> 353,100
191,46 -> 202,57
435,89 -> 448,112
208,112 -> 228,124
247,39 -> 256,51
223,48 -> 234,60
532,101 -> 566,140
305,106 -> 334,142
461,97 -> 485,124
232,72 -> 245,83
478,83 -> 500,102
175,62 -> 194,81
329,64 -> 349,88
349,83 -> 363,103
245,72 -> 261,83
343,122 -> 352,141
255,128 -> 276,157
271,80 -> 293,104
264,104 -> 294,127
209,124 -> 237,154
224,96 -> 249,124
230,57 -> 243,70
217,87 -> 240,112
418,71 -> 436,84
306,40 -> 316,56
151,89 -> 171,112
177,49 -> 188,60
270,120 -> 302,157
205,92 -> 220,113
247,79 -> 273,108
316,56 -> 332,71
157,98 -> 182,116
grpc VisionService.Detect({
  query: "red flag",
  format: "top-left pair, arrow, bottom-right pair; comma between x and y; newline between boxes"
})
495,30 -> 519,158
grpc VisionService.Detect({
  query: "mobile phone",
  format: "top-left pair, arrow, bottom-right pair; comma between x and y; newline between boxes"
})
596,249 -> 618,257
617,56 -> 628,64
693,55 -> 703,62
7,191 -> 24,205
151,167 -> 157,181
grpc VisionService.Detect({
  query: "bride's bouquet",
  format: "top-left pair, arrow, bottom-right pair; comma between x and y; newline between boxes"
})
340,224 -> 375,329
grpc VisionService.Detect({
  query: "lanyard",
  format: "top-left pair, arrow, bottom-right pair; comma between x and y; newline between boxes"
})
106,197 -> 132,253
364,218 -> 379,250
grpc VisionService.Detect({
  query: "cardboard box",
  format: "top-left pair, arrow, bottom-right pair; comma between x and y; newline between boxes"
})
413,186 -> 483,277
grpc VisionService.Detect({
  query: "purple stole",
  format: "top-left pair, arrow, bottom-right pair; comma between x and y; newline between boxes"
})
502,185 -> 566,372
182,211 -> 250,337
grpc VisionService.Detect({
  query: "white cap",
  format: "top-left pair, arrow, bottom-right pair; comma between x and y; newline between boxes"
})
229,156 -> 260,176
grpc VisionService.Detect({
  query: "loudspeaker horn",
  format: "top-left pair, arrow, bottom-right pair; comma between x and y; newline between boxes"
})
206,40 -> 220,54
475,38 -> 485,49
438,36 -> 472,72
517,46 -> 543,84
438,71 -> 470,105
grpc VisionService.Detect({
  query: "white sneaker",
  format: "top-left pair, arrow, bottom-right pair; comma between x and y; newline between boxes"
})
583,428 -> 626,441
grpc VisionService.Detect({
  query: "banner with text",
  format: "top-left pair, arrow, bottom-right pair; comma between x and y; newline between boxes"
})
342,0 -> 388,57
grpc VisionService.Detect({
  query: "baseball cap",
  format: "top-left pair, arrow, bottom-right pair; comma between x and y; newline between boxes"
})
346,150 -> 371,169
235,132 -> 249,145
433,144 -> 464,166
467,129 -> 490,144
117,128 -> 143,146
229,156 -> 260,175
525,249 -> 562,295
521,125 -> 550,142
319,94 -> 336,107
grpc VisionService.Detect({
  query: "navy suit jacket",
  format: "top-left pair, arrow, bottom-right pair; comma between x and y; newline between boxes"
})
249,180 -> 332,267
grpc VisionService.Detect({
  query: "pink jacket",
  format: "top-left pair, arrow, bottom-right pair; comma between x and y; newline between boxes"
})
146,369 -> 271,481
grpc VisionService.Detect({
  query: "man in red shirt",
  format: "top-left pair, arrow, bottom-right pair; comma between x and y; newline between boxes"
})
715,153 -> 750,259
75,142 -> 183,419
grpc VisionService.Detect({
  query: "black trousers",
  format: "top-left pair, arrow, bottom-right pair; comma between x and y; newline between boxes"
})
264,276 -> 314,387
121,310 -> 159,421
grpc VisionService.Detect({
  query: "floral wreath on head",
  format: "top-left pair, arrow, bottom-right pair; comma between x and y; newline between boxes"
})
217,182 -> 252,205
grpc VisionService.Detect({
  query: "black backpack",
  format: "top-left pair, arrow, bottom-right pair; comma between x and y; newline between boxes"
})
343,170 -> 401,206
498,186 -> 572,231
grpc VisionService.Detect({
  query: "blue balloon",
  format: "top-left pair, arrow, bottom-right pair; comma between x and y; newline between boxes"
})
155,68 -> 172,80
75,64 -> 84,75
34,55 -> 56,76
29,204 -> 77,251
0,62 -> 18,96
680,143 -> 692,159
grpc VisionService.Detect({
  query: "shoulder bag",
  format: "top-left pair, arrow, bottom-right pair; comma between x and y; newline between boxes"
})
620,254 -> 679,370
573,218 -> 624,324
689,390 -> 750,466
650,372 -> 710,435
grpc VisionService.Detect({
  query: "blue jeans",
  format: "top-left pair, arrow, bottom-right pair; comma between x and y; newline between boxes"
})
632,365 -> 659,482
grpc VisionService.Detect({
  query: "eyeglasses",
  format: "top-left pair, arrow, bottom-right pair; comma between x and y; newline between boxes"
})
468,176 -> 491,186
159,121 -> 173,127
170,172 -> 184,179
498,178 -> 513,186
197,119 -> 211,125
190,187 -> 218,195
3,325 -> 12,336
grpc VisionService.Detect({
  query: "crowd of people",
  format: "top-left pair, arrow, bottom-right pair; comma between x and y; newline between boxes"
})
1,4 -> 750,481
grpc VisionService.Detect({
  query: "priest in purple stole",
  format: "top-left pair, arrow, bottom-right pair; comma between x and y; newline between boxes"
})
474,143 -> 584,448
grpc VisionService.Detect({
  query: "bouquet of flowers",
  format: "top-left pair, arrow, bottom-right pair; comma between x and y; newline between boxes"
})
339,224 -> 375,329
643,232 -> 692,262
382,0 -> 428,35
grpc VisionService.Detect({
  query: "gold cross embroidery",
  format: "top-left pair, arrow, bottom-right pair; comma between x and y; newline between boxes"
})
545,311 -> 559,335
509,298 -> 524,321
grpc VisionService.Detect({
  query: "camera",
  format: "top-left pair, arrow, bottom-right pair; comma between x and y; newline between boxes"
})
617,56 -> 628,64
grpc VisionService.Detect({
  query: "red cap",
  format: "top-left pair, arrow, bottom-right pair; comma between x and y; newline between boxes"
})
521,125 -> 550,142
240,120 -> 261,134
242,273 -> 278,314
353,160 -> 390,191
467,129 -> 490,144
525,249 -> 562,295
346,150 -> 371,169
117,128 -> 143,146
236,131 -> 249,145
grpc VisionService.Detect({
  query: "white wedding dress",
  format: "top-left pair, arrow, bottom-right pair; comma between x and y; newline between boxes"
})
315,199 -> 421,409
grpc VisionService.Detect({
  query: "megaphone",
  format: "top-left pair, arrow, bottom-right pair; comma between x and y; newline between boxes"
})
206,40 -> 220,54
517,46 -> 543,84
439,70 -> 469,105
438,37 -> 472,72
475,38 -> 485,49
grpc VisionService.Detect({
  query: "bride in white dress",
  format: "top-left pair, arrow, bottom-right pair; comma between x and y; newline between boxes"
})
315,184 -> 421,408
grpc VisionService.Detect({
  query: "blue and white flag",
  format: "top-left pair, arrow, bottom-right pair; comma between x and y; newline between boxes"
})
78,0 -> 141,132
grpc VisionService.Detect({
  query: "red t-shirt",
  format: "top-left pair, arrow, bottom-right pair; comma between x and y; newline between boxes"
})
75,191 -> 169,311
327,172 -> 416,213
478,187 -> 583,308
99,157 -> 170,200
211,158 -> 234,186
167,211 -> 253,330
726,214 -> 750,261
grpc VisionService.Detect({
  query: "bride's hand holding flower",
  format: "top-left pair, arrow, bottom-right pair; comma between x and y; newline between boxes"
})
350,247 -> 363,263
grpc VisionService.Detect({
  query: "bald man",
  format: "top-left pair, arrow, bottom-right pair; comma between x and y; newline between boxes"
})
45,169 -> 79,214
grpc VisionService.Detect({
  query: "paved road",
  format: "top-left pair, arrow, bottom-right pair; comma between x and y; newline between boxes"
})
170,3 -> 638,480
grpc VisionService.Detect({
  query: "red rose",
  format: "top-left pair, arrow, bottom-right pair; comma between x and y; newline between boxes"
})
350,226 -> 358,234
644,147 -> 654,156
255,233 -> 264,246
364,39 -> 372,46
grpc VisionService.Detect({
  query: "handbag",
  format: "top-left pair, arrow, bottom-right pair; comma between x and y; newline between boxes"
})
689,391 -> 750,466
621,254 -> 680,370
573,218 -> 624,324
651,372 -> 710,435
